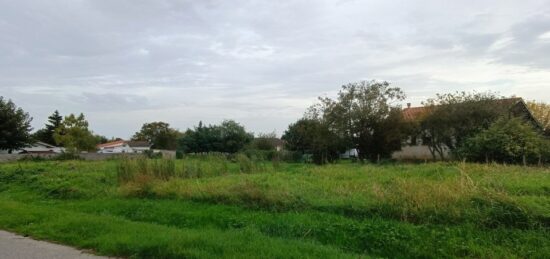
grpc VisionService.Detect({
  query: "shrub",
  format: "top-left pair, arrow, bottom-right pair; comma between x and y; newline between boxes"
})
143,150 -> 163,159
117,157 -> 178,183
236,153 -> 254,173
17,155 -> 46,162
175,150 -> 184,159
458,118 -> 547,165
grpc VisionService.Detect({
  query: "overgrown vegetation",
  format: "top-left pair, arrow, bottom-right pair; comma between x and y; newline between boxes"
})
0,159 -> 548,258
179,120 -> 253,154
458,117 -> 550,164
0,96 -> 33,153
301,80 -> 408,162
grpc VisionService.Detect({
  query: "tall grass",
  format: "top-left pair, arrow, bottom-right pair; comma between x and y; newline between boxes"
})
134,162 -> 549,228
117,154 -> 271,184
1,160 -> 549,258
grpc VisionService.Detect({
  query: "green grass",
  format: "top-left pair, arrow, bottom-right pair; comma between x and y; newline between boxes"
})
0,158 -> 549,258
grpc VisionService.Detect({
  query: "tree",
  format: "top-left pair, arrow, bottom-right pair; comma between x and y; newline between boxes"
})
458,117 -> 547,165
132,122 -> 181,150
282,118 -> 345,164
0,97 -> 33,153
179,120 -> 253,154
217,120 -> 254,153
33,110 -> 63,145
526,100 -> 550,134
252,132 -> 278,151
420,92 -> 506,159
94,134 -> 110,144
54,113 -> 97,153
307,80 -> 407,162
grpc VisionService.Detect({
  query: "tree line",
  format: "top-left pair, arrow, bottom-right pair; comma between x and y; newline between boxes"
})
1,80 -> 549,165
0,97 -> 258,154
281,81 -> 550,165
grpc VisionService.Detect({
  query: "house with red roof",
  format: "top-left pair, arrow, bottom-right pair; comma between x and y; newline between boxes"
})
96,140 -> 151,154
392,98 -> 541,160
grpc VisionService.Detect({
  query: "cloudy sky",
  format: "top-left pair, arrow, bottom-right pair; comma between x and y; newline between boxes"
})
2,0 -> 550,138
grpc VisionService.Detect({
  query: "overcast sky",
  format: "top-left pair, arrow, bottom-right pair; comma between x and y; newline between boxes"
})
2,0 -> 550,138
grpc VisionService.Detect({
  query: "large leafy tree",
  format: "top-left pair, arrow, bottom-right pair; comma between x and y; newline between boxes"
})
282,118 -> 345,164
420,92 -> 507,159
53,113 -> 97,153
33,110 -> 63,145
307,80 -> 408,162
179,120 -> 253,153
0,97 -> 33,153
132,121 -> 181,150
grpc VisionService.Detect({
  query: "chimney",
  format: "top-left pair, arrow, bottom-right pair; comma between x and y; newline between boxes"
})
407,103 -> 411,108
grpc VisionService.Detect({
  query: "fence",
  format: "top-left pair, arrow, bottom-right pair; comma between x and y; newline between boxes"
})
0,150 -> 176,163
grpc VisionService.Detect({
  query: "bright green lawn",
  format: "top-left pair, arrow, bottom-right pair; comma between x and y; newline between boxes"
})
0,159 -> 548,258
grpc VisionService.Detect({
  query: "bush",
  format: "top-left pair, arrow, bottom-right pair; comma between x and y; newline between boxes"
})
458,118 -> 548,165
175,150 -> 184,159
143,150 -> 163,159
236,153 -> 254,173
117,157 -> 177,183
243,149 -> 277,161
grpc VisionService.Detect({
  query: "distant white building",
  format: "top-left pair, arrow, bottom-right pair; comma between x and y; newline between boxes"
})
0,141 -> 64,154
340,148 -> 358,159
96,140 -> 151,154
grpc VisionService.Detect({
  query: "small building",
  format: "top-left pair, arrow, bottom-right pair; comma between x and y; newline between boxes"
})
0,141 -> 64,154
340,148 -> 358,159
97,140 -> 151,154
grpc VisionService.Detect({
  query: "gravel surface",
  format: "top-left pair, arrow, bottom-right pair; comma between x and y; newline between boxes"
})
0,230 -> 110,259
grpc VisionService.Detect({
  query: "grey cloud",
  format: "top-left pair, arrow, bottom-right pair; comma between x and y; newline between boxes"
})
1,0 -> 550,137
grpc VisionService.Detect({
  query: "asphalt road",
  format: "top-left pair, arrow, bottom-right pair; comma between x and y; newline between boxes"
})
0,230 -> 109,259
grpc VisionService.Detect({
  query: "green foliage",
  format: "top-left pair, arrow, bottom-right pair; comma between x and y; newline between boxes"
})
32,110 -> 62,146
307,80 -> 408,162
250,132 -> 278,151
116,155 -> 236,187
0,96 -> 33,152
53,113 -> 98,153
420,92 -> 507,159
458,117 -> 549,164
282,118 -> 345,164
0,201 -> 352,259
143,150 -> 163,159
179,120 -> 253,154
236,153 -> 254,173
175,150 -> 184,159
1,161 -> 549,258
132,121 -> 181,150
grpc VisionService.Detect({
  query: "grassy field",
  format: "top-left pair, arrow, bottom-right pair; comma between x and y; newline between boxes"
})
0,157 -> 548,258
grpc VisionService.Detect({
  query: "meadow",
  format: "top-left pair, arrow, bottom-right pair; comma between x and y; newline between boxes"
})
0,156 -> 548,258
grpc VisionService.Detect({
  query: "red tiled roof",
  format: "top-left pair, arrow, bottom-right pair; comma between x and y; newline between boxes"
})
401,97 -> 524,121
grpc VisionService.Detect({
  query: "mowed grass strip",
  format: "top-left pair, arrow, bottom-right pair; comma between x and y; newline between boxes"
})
0,200 -> 357,259
56,198 -> 549,258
